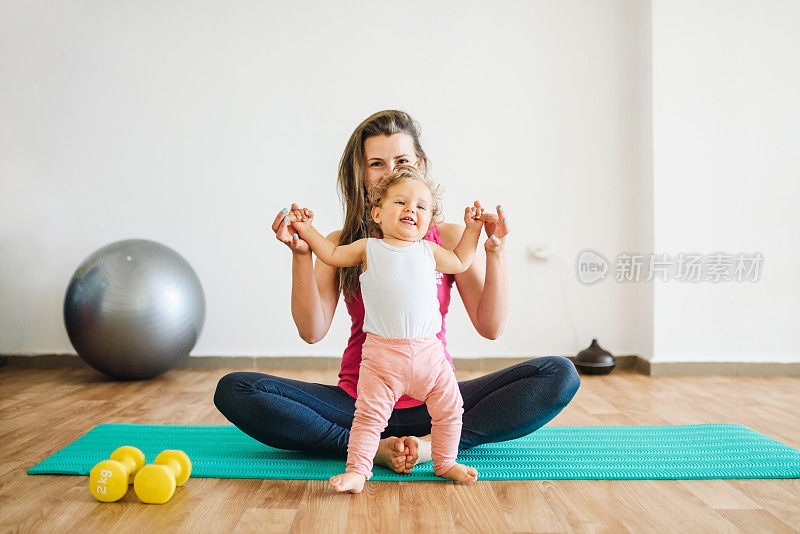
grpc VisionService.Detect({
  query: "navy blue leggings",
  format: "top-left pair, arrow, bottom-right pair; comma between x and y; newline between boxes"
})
214,356 -> 580,456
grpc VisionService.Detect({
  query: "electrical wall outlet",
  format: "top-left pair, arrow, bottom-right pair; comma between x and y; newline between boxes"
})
527,243 -> 549,262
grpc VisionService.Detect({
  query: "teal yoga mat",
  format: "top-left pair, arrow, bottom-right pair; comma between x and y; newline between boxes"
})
28,424 -> 800,480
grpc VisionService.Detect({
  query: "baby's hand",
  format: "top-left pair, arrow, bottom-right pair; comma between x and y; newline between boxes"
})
464,204 -> 485,232
286,206 -> 314,234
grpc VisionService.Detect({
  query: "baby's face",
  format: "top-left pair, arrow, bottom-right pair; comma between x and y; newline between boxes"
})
372,180 -> 433,242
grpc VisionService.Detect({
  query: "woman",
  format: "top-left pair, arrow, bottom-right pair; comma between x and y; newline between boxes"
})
214,110 -> 580,474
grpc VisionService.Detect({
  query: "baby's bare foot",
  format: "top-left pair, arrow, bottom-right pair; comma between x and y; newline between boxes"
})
439,463 -> 478,484
399,435 -> 432,473
329,472 -> 366,493
374,436 -> 409,473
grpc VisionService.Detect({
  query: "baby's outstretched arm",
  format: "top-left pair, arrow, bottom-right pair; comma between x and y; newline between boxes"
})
429,205 -> 485,274
286,208 -> 366,268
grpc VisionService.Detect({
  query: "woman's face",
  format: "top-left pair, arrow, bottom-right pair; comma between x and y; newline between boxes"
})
362,133 -> 420,190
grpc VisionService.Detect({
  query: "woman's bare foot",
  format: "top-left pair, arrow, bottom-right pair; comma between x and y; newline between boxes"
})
374,436 -> 410,473
399,435 -> 433,473
329,472 -> 366,493
439,463 -> 478,484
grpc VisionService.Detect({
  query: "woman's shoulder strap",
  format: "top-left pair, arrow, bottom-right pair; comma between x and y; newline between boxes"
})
425,221 -> 443,246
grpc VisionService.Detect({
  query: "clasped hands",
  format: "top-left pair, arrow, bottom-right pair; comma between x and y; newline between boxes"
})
462,202 -> 510,252
272,201 -> 509,253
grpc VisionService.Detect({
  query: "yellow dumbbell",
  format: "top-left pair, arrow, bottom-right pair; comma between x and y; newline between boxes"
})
89,446 -> 146,502
133,450 -> 192,504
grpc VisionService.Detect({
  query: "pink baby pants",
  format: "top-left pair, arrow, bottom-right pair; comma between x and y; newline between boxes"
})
346,333 -> 464,479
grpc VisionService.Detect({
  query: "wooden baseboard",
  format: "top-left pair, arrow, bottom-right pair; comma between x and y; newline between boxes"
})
2,353 -> 799,376
647,360 -> 800,377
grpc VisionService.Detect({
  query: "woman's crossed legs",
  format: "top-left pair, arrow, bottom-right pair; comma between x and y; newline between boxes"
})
213,356 -> 580,473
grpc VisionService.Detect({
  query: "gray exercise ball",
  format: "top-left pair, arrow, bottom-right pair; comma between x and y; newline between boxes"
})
64,239 -> 205,380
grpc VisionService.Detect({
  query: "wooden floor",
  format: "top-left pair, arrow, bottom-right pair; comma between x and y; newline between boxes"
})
1,366 -> 799,533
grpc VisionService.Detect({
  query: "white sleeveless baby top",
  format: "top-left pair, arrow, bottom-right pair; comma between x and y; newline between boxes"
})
359,238 -> 441,339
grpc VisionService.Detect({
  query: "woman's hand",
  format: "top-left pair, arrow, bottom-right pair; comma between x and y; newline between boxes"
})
464,204 -> 485,232
478,203 -> 510,253
271,203 -> 312,255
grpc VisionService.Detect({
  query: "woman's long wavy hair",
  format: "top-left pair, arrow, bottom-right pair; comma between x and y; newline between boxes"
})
336,110 -> 430,302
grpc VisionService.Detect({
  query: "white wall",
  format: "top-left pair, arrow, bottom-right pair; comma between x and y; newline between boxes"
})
651,0 -> 800,362
1,1 -> 795,363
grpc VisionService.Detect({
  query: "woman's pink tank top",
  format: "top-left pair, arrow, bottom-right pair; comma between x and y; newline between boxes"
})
338,222 -> 456,408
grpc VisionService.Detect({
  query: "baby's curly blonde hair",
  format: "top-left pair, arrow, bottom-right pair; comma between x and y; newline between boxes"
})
365,164 -> 443,237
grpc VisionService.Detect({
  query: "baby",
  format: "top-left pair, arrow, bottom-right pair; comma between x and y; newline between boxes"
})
286,165 -> 482,493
